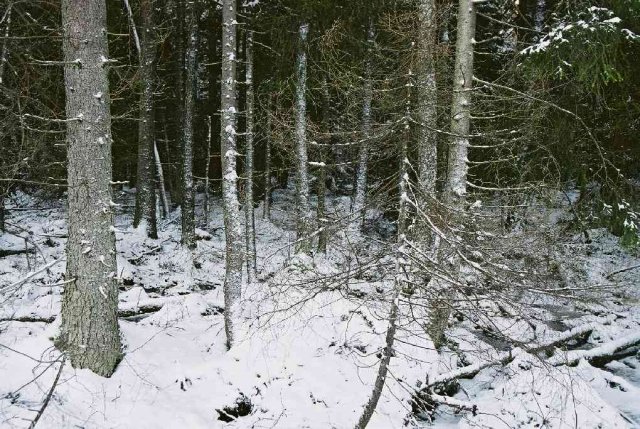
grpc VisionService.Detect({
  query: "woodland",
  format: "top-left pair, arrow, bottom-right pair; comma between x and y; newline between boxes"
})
0,0 -> 639,428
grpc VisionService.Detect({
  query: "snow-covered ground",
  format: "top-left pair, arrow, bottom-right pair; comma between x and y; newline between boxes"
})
1,189 -> 639,428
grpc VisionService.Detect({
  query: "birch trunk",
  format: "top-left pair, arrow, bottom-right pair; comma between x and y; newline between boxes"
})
294,23 -> 313,253
154,142 -> 169,218
244,29 -> 257,281
132,0 -> 158,238
416,0 -> 438,197
221,0 -> 243,348
181,0 -> 197,249
59,0 -> 121,377
445,0 -> 475,206
352,20 -> 375,230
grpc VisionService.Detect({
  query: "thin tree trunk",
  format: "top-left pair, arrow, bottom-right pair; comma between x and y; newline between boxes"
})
154,142 -> 169,218
181,0 -> 197,249
317,78 -> 331,253
131,0 -> 158,238
353,20 -> 375,230
354,97 -> 410,429
0,4 -> 12,233
204,116 -> 212,225
416,0 -> 438,197
59,0 -> 121,377
294,22 -> 313,253
173,0 -> 185,206
263,96 -> 272,220
535,0 -> 545,33
221,0 -> 243,348
244,29 -> 257,281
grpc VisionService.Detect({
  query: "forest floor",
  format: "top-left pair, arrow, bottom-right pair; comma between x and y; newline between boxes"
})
0,187 -> 639,429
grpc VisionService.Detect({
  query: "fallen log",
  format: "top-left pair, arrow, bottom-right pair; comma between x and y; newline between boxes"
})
0,302 -> 165,324
548,331 -> 640,367
0,247 -> 35,258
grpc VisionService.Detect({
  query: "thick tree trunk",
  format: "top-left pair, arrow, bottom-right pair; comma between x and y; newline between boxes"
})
416,0 -> 438,197
445,0 -> 475,206
59,0 -> 121,377
244,29 -> 257,281
0,2 -> 10,86
221,0 -> 243,348
181,0 -> 197,249
132,0 -> 158,238
294,22 -> 313,253
352,20 -> 375,230
428,0 -> 476,349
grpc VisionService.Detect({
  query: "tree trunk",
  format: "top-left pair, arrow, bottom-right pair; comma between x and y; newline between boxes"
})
428,0 -> 476,349
244,29 -> 257,281
263,96 -> 272,220
416,0 -> 438,197
535,0 -> 545,33
132,0 -> 158,238
59,0 -> 121,377
154,142 -> 170,218
181,0 -> 197,249
317,78 -> 331,253
445,0 -> 475,206
0,2 -> 10,86
354,96 -> 410,429
352,20 -> 375,230
221,0 -> 243,348
294,22 -> 313,253
0,4 -> 12,234
204,116 -> 212,225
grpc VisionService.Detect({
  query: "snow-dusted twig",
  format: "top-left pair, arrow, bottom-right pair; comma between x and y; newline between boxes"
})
1,257 -> 64,291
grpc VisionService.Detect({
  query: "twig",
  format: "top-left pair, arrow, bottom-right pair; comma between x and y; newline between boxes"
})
29,357 -> 66,429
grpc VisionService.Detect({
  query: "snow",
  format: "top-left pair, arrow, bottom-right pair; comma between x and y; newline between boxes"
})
1,189 -> 640,428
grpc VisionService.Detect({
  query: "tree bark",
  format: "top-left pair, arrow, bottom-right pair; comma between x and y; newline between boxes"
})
445,0 -> 475,206
428,0 -> 476,349
181,0 -> 197,249
59,0 -> 121,377
221,0 -> 243,348
132,0 -> 158,238
244,29 -> 257,282
353,20 -> 375,231
416,0 -> 438,197
294,22 -> 313,253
